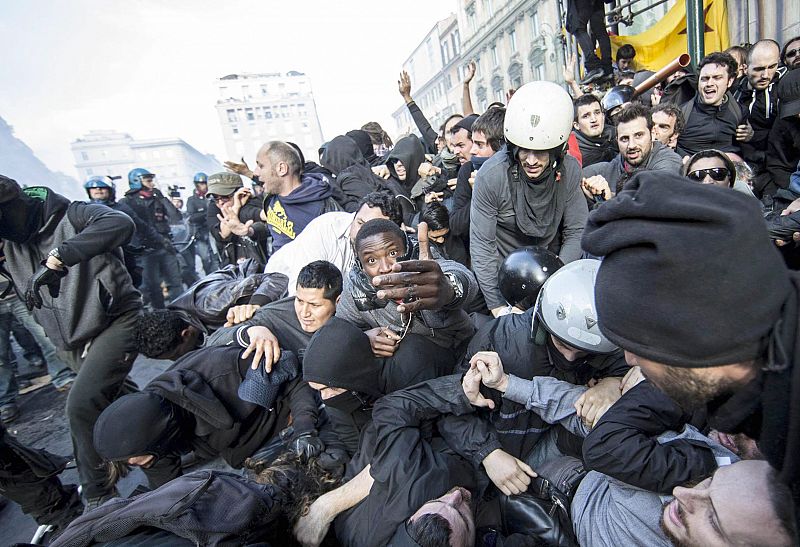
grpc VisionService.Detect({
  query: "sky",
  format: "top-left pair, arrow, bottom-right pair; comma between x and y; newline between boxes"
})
0,0 -> 457,179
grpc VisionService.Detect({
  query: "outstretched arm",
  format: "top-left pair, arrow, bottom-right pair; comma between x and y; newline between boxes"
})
462,61 -> 476,115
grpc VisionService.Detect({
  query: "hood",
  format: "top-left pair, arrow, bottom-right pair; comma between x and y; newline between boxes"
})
346,129 -> 379,163
2,186 -> 70,243
386,134 -> 425,187
277,172 -> 333,204
321,136 -> 369,175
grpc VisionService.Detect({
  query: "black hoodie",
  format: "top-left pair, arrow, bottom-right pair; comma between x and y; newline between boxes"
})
384,135 -> 425,225
346,129 -> 383,167
321,136 -> 385,213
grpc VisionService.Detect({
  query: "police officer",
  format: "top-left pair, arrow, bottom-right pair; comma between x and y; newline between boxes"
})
119,168 -> 183,308
186,172 -> 219,275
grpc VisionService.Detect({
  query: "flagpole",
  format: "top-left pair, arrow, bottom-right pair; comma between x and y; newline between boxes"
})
686,0 -> 705,71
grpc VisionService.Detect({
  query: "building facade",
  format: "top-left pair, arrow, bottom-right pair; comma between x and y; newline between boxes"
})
393,0 -> 566,136
70,130 -> 222,198
214,71 -> 325,166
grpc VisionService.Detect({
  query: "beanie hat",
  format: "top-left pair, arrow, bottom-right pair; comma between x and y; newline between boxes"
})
581,171 -> 792,367
93,392 -> 183,460
452,114 -> 480,135
303,317 -> 380,397
238,350 -> 300,409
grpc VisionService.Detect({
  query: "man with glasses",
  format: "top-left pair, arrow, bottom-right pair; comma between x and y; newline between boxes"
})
781,36 -> 800,70
470,81 -> 588,317
206,172 -> 269,267
120,168 -> 183,308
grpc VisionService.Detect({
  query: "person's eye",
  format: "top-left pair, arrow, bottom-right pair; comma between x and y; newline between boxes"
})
389,250 -> 398,257
367,258 -> 376,264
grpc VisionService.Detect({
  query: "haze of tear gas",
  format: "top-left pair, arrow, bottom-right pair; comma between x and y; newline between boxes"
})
0,0 -> 456,178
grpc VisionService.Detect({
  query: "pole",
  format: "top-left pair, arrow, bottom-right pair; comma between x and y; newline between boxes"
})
685,0 -> 705,71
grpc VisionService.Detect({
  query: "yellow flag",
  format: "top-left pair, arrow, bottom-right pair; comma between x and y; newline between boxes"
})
608,0 -> 730,71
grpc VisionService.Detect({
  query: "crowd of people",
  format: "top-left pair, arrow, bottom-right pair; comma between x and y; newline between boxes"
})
0,30 -> 800,547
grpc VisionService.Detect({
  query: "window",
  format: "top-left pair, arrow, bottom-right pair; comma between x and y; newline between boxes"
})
509,29 -> 517,52
261,84 -> 268,96
426,38 -> 434,65
242,85 -> 250,98
264,111 -> 273,120
232,127 -> 239,135
81,151 -> 88,161
444,74 -> 453,89
226,109 -> 237,123
467,9 -> 477,33
491,45 -> 499,65
530,11 -> 540,36
245,108 -> 255,121
452,30 -> 460,55
219,86 -> 228,98
535,63 -> 545,81
495,88 -> 504,102
483,0 -> 493,18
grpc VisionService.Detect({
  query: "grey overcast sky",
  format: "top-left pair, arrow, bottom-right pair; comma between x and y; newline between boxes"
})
0,0 -> 456,178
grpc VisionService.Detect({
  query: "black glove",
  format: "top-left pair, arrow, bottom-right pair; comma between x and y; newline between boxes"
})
289,431 -> 324,462
765,211 -> 800,242
161,237 -> 177,254
25,263 -> 68,310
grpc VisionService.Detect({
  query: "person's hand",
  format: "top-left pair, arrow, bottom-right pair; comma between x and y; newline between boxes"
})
462,365 -> 496,409
371,165 -> 391,179
217,202 -> 254,237
447,177 -> 458,191
464,61 -> 476,84
365,327 -> 401,357
418,162 -> 440,178
294,495 -> 334,547
224,157 -> 254,179
482,449 -> 537,496
161,236 -> 177,254
468,172 -> 477,189
620,366 -> 646,395
736,122 -> 754,142
289,432 -> 325,462
231,187 -> 252,214
574,377 -> 622,428
563,53 -> 577,85
224,304 -> 261,327
651,87 -> 663,106
582,175 -> 611,200
781,197 -> 800,216
372,222 -> 456,313
398,70 -> 413,103
424,191 -> 444,204
241,326 -> 281,371
24,263 -> 68,310
470,351 -> 508,392
775,232 -> 800,247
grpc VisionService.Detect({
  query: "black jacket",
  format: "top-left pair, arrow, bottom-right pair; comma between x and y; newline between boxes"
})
147,346 -> 318,469
676,92 -> 745,157
186,191 -> 211,236
119,188 -> 182,237
450,162 -> 474,238
404,100 -> 440,155
440,310 -> 628,466
335,375 -> 476,547
734,69 -> 785,173
573,126 -> 618,168
766,116 -> 800,191
385,135 -> 426,226
582,381 -> 717,494
321,136 -> 384,213
207,199 -> 269,266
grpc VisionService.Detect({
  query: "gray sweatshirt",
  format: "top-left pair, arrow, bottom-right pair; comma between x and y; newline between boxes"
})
470,152 -> 588,309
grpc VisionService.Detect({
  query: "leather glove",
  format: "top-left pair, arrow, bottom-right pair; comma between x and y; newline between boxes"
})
289,431 -> 325,462
25,263 -> 68,310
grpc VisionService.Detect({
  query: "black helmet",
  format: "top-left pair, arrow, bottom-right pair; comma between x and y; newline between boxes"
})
498,247 -> 563,311
602,85 -> 635,117
193,172 -> 208,185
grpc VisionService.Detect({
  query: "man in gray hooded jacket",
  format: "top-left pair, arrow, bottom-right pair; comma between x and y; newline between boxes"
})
0,175 -> 142,511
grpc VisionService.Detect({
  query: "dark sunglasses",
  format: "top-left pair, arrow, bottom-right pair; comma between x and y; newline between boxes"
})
687,167 -> 730,182
785,47 -> 800,60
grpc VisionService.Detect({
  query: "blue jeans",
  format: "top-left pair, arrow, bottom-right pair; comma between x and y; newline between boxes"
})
0,297 -> 74,406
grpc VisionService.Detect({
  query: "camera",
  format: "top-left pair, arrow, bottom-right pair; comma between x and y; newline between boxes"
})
168,184 -> 186,198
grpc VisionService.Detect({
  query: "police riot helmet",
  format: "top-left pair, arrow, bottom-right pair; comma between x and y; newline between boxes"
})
601,85 -> 636,118
504,81 -> 574,150
498,247 -> 563,311
193,172 -> 208,185
127,167 -> 154,191
83,176 -> 116,203
533,259 -> 617,354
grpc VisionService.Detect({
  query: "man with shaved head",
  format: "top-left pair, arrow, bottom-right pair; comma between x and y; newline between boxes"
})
734,39 -> 787,195
253,140 -> 341,252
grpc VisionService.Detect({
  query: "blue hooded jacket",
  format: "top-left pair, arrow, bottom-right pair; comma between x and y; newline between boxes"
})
263,172 -> 335,251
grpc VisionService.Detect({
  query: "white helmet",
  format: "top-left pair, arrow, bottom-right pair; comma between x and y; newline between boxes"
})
533,259 -> 618,354
504,81 -> 574,150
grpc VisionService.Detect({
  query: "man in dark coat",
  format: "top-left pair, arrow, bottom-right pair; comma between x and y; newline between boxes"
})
320,135 -> 385,213
571,94 -> 617,167
581,170 -> 800,523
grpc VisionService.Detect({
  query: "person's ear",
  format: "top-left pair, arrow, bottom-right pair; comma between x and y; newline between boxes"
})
180,326 -> 193,342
